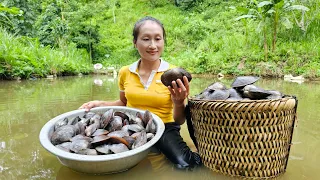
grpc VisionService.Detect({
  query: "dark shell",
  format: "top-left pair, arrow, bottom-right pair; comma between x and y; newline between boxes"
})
145,119 -> 156,134
106,116 -> 123,132
84,121 -> 100,136
114,111 -> 129,122
89,114 -> 101,124
92,129 -> 109,137
207,82 -> 227,91
231,76 -> 259,88
70,139 -> 91,153
130,132 -> 141,139
136,112 -> 144,121
243,85 -> 272,100
123,136 -> 135,149
101,109 -> 113,129
54,118 -> 68,131
160,67 -> 192,87
108,136 -> 130,147
55,142 -> 72,152
203,89 -> 230,100
91,135 -> 111,146
96,144 -> 112,154
129,116 -> 144,128
109,143 -> 129,154
70,134 -> 93,142
127,124 -> 145,133
83,112 -> 96,119
266,90 -> 283,99
75,121 -> 86,135
228,88 -> 243,99
132,131 -> 147,149
194,89 -> 211,99
68,116 -> 81,125
146,133 -> 154,141
77,149 -> 98,155
107,130 -> 130,138
143,110 -> 153,127
51,125 -> 78,145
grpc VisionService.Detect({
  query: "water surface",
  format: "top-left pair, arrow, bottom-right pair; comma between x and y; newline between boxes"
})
0,75 -> 319,180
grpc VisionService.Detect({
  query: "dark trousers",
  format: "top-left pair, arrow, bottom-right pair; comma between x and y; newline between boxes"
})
154,122 -> 201,169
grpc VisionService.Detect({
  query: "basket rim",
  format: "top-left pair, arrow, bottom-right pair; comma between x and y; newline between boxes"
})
189,95 -> 296,103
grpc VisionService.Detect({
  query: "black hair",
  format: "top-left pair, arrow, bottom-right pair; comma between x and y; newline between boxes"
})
132,16 -> 166,44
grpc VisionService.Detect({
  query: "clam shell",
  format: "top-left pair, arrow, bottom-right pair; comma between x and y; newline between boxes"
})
123,136 -> 135,149
132,131 -> 147,149
70,139 -> 91,153
228,88 -> 242,99
51,125 -> 77,145
101,109 -> 113,128
55,142 -> 72,152
231,76 -> 259,88
204,89 -> 230,100
107,130 -> 129,138
77,149 -> 98,155
207,82 -> 227,91
108,136 -> 130,147
70,134 -> 93,142
160,67 -> 192,87
109,143 -> 129,154
243,85 -> 272,100
95,144 -> 112,154
266,90 -> 283,99
143,110 -> 153,127
54,118 -> 68,131
91,135 -> 111,146
92,129 -> 109,137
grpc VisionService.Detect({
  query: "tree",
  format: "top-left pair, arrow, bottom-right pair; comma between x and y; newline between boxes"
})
0,2 -> 22,31
234,0 -> 309,60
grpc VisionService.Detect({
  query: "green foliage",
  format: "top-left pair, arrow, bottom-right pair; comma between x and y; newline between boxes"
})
149,0 -> 171,8
0,28 -> 92,79
35,3 -> 67,47
1,0 -> 40,36
174,0 -> 199,10
0,2 -> 23,30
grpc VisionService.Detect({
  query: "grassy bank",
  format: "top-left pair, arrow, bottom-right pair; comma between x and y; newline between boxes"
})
0,29 -> 92,79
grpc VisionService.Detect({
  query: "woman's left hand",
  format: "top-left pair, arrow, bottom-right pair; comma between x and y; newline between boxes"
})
168,76 -> 189,106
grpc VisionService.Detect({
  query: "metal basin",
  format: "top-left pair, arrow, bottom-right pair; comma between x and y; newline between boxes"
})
39,106 -> 165,174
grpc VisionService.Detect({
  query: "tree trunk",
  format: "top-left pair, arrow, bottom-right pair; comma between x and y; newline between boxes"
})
264,27 -> 268,61
113,2 -> 116,23
272,11 -> 278,52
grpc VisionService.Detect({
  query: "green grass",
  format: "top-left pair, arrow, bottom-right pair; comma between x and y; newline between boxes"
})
0,29 -> 92,79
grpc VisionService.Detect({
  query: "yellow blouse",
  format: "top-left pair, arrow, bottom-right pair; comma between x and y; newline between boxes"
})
118,59 -> 176,124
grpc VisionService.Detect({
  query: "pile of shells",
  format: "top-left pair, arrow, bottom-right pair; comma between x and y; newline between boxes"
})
51,109 -> 157,155
194,76 -> 283,101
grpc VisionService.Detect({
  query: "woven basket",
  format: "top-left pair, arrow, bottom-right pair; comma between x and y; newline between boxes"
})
188,96 -> 298,179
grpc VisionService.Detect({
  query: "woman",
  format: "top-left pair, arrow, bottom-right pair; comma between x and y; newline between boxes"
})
79,16 -> 201,169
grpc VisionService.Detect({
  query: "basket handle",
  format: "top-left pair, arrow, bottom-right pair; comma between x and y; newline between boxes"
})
284,95 -> 299,171
185,104 -> 199,150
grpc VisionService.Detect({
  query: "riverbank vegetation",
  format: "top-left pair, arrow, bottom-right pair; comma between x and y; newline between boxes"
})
1,0 -> 319,80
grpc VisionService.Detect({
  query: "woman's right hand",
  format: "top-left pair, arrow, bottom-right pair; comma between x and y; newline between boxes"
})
79,100 -> 103,111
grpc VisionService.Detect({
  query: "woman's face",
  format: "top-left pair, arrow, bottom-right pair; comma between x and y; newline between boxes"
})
134,20 -> 164,62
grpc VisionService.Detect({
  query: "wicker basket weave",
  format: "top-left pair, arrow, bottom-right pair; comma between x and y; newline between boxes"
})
188,96 -> 298,179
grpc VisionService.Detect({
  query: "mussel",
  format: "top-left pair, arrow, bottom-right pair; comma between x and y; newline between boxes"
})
161,67 -> 192,87
231,76 -> 259,89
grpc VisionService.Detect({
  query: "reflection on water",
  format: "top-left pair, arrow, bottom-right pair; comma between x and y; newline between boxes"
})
0,75 -> 319,179
55,157 -> 231,180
